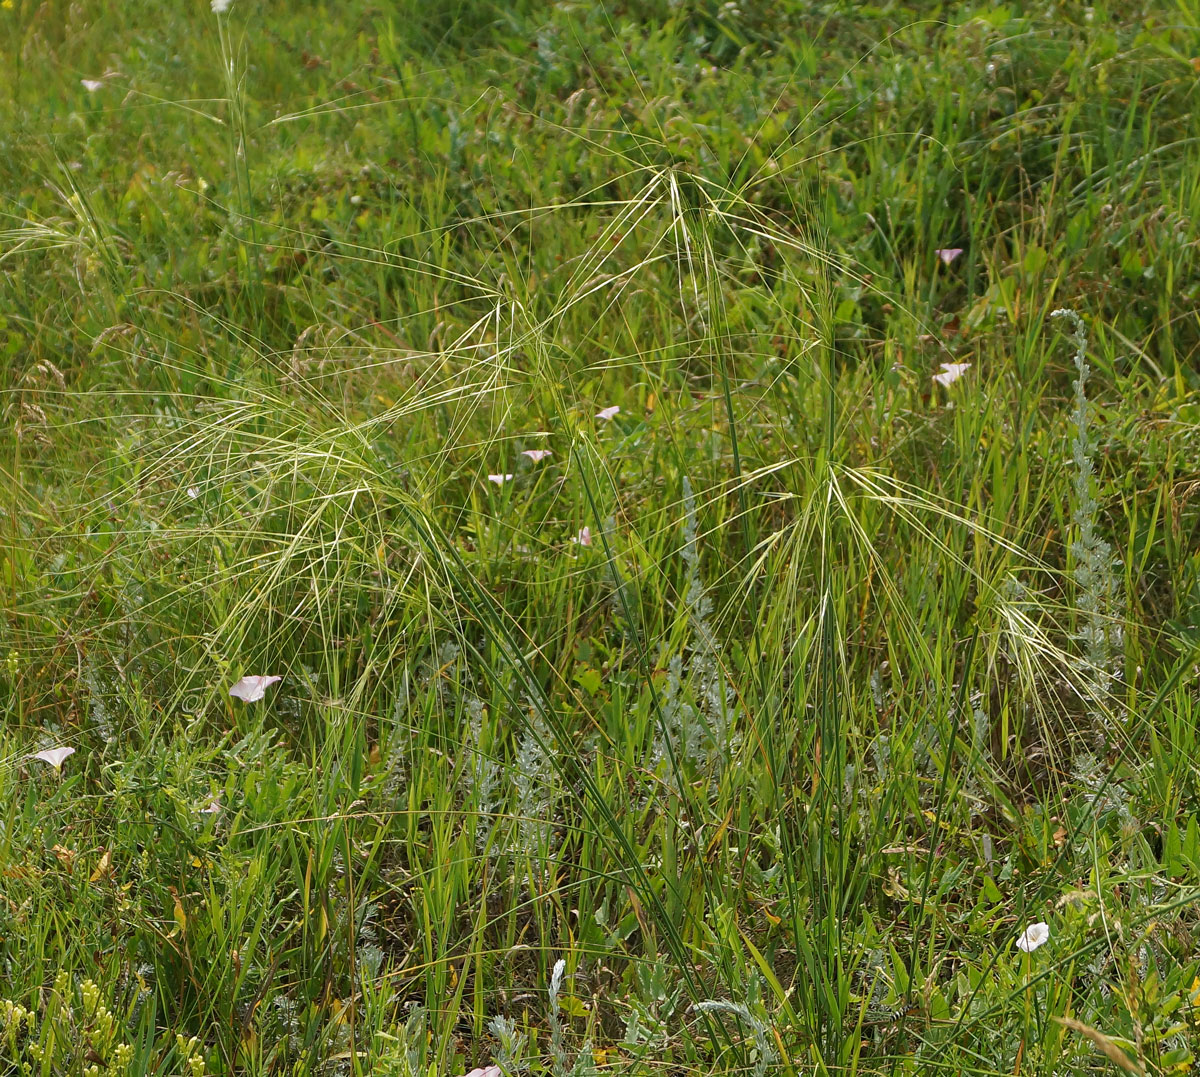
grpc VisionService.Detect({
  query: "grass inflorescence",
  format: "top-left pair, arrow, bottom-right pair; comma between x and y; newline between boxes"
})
3,1 -> 1200,1075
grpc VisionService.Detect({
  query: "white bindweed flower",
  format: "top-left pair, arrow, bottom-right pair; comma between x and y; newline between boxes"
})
570,526 -> 591,547
459,1068 -> 502,1077
186,486 -> 200,499
81,79 -> 105,93
522,449 -> 552,462
32,746 -> 75,772
1016,921 -> 1050,952
486,474 -> 514,486
935,247 -> 963,265
932,362 -> 971,387
211,0 -> 233,12
595,405 -> 620,421
229,675 -> 282,703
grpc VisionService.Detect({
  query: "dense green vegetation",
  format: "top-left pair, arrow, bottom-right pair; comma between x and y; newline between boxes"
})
3,0 -> 1200,1073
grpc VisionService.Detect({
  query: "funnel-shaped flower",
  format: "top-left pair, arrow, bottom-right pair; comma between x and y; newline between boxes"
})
32,747 -> 75,772
932,362 -> 970,387
1016,921 -> 1050,952
229,675 -> 282,703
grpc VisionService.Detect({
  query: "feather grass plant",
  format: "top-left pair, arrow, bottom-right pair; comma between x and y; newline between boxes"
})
2,4 -> 1200,1077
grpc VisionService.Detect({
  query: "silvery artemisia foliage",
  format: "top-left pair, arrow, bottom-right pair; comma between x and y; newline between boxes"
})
374,1005 -> 430,1077
546,958 -> 600,1077
383,644 -> 462,801
456,476 -> 741,886
510,709 -> 560,892
692,993 -> 778,1077
465,696 -> 501,854
652,477 -> 737,782
445,653 -> 555,887
1071,751 -> 1136,833
488,1015 -> 527,1074
403,628 -> 560,892
1053,308 -> 1124,747
680,478 -> 733,728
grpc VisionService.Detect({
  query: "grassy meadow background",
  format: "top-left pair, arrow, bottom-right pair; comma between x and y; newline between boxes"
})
3,0 -> 1200,1073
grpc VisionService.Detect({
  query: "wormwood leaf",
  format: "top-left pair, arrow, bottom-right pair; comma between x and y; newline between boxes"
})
1053,1016 -> 1145,1075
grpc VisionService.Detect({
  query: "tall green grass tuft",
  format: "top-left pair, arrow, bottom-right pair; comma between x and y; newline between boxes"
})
2,2 -> 1200,1076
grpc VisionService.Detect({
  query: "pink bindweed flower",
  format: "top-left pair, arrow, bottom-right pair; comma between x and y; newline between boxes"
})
459,1068 -> 502,1077
199,798 -> 221,814
522,449 -> 552,462
486,474 -> 514,486
1016,921 -> 1050,953
595,405 -> 620,421
570,526 -> 592,547
935,247 -> 963,265
932,362 -> 970,387
32,746 -> 75,772
229,675 -> 282,703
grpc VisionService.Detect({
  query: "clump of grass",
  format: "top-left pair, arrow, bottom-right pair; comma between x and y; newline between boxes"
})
2,3 -> 1200,1077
